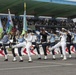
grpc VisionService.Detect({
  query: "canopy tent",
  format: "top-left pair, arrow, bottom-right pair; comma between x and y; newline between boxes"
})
0,0 -> 76,18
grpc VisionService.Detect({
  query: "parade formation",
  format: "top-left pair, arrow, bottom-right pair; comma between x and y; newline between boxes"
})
0,1 -> 76,64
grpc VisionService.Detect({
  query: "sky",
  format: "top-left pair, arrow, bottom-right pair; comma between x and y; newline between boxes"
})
66,0 -> 76,2
35,0 -> 76,2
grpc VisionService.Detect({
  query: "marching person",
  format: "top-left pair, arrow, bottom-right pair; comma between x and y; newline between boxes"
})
49,28 -> 68,60
32,31 -> 41,59
11,34 -> 25,62
40,28 -> 49,60
48,30 -> 56,60
55,32 -> 63,58
12,30 -> 33,62
55,33 -> 63,58
72,30 -> 76,52
0,32 -> 10,61
66,31 -> 72,58
35,30 -> 42,59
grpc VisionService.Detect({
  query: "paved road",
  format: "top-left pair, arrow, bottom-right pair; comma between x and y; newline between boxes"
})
0,54 -> 76,75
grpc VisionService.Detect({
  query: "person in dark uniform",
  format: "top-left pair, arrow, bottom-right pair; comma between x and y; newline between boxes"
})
66,31 -> 72,58
40,28 -> 48,60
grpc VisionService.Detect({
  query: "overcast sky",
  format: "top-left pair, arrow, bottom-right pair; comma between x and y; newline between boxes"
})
66,0 -> 76,2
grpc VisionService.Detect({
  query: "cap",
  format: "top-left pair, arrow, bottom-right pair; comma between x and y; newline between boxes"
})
62,28 -> 65,30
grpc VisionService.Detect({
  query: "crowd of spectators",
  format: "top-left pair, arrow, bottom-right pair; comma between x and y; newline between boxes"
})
1,16 -> 76,32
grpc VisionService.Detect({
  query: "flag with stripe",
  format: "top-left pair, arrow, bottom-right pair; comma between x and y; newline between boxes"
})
0,18 -> 3,33
6,19 -> 9,32
22,3 -> 28,35
7,9 -> 13,33
0,18 -> 3,39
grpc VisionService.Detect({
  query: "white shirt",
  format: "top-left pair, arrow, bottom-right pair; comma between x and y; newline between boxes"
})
32,34 -> 37,42
56,30 -> 67,42
25,33 -> 33,42
60,32 -> 67,42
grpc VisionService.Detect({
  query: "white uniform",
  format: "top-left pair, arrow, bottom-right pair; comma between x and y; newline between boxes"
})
13,33 -> 33,62
32,34 -> 37,42
50,31 -> 67,60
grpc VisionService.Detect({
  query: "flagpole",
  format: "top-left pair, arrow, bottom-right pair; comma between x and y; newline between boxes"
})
24,2 -> 26,11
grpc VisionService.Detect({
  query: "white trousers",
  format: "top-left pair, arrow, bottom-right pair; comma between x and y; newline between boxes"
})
51,41 -> 66,57
13,41 -> 32,59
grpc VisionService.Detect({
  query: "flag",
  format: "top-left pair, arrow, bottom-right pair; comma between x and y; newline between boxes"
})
6,19 -> 9,32
0,18 -> 3,39
0,18 -> 3,33
7,9 -> 13,33
22,3 -> 28,35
